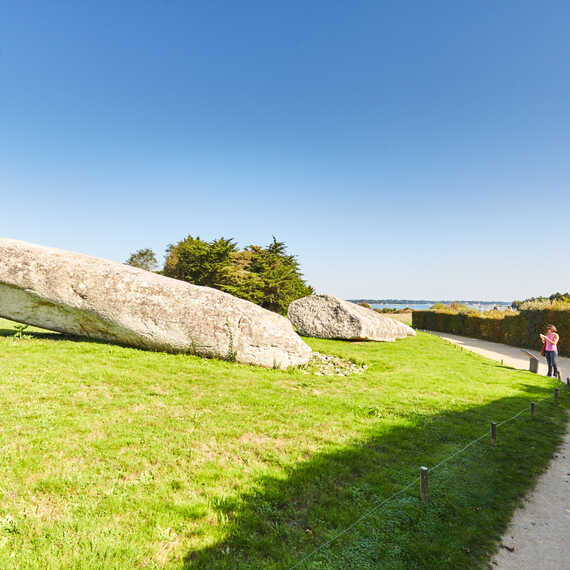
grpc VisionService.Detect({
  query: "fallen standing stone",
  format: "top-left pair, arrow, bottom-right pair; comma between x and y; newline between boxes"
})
0,239 -> 311,369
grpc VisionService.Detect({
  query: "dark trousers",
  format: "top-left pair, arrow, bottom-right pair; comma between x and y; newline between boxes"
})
545,350 -> 559,377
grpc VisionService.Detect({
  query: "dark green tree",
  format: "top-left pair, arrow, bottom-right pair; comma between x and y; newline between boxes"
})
163,236 -> 237,287
246,237 -> 313,314
161,235 -> 312,314
125,248 -> 158,272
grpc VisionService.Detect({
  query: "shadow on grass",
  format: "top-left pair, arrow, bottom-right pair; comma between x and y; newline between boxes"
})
1,325 -> 59,339
0,322 -> 160,351
0,323 -> 115,345
184,386 -> 568,569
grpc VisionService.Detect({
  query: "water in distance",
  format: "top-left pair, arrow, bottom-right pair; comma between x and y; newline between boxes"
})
371,303 -> 432,311
367,302 -> 510,312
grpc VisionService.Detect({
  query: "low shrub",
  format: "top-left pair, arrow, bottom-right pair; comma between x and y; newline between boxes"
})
517,299 -> 570,311
429,302 -> 479,315
413,309 -> 570,357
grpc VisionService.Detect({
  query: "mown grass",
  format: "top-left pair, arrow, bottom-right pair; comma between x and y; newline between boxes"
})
0,318 -> 567,569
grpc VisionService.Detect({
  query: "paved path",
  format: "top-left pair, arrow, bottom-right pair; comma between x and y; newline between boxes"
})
491,423 -> 570,570
429,331 -> 570,378
428,332 -> 569,570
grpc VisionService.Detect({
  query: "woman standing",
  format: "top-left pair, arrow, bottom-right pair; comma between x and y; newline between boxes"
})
540,325 -> 560,379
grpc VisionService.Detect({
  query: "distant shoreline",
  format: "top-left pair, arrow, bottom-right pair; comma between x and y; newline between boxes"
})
349,299 -> 512,306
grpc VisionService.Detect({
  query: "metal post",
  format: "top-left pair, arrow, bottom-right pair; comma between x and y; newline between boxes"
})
420,466 -> 429,505
529,357 -> 538,374
491,422 -> 497,446
530,402 -> 535,417
554,388 -> 560,403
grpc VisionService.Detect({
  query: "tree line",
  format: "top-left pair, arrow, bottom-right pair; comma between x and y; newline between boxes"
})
125,236 -> 313,315
512,292 -> 570,310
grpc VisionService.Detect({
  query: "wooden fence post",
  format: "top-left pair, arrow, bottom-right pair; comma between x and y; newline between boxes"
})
554,388 -> 560,403
491,422 -> 497,446
420,466 -> 429,505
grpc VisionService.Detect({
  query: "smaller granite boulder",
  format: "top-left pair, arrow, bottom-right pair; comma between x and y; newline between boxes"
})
288,294 -> 416,341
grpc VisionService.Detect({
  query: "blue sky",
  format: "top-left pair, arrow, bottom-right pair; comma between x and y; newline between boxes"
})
1,1 -> 569,301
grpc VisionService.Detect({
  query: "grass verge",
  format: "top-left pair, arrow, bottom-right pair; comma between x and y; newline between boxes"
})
0,318 -> 567,569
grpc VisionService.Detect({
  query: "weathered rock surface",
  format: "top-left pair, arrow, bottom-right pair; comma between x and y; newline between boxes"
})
0,239 -> 311,368
288,294 -> 416,341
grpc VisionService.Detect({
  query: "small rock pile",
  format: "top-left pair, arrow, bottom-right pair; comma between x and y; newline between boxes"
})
302,351 -> 368,376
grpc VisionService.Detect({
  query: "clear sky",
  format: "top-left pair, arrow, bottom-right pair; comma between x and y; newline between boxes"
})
1,1 -> 569,301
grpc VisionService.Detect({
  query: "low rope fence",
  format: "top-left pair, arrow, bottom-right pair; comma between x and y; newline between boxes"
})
290,387 -> 568,569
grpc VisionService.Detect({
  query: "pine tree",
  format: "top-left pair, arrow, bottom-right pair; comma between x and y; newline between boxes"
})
160,235 -> 312,314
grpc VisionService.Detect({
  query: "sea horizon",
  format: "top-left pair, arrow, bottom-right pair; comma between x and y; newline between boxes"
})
349,298 -> 512,305
348,299 -> 513,312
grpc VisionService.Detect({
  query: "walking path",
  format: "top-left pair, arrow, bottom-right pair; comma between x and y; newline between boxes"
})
429,331 -> 570,377
429,332 -> 569,570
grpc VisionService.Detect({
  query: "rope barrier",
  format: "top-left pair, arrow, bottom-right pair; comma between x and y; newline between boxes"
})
289,393 -> 563,569
289,481 -> 416,569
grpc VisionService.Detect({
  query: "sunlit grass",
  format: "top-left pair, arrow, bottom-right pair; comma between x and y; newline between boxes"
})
0,318 -> 566,568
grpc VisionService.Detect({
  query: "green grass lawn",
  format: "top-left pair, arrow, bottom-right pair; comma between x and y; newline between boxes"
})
0,318 -> 567,569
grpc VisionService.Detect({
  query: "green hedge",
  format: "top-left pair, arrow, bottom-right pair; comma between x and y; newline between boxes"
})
412,310 -> 570,357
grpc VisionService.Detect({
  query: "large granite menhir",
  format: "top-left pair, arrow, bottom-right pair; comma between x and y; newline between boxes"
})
0,239 -> 311,369
288,294 -> 416,341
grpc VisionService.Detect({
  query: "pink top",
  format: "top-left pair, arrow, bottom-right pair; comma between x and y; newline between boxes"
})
545,333 -> 558,351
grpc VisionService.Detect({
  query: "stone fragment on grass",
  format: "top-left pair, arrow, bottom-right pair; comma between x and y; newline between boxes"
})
288,294 -> 416,341
0,239 -> 311,369
303,351 -> 367,376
